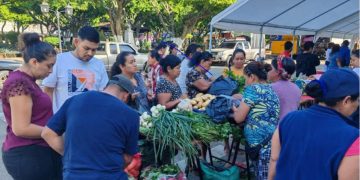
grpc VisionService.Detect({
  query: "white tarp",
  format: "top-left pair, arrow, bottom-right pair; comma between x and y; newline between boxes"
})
211,0 -> 359,39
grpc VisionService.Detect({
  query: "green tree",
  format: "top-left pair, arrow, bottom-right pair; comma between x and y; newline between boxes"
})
126,0 -> 235,46
3,0 -> 108,36
98,0 -> 131,42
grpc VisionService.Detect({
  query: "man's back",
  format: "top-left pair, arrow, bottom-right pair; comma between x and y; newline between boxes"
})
339,46 -> 350,67
42,52 -> 109,112
48,91 -> 139,179
296,52 -> 320,76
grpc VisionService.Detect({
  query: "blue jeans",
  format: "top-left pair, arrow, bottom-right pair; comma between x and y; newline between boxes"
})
2,145 -> 62,180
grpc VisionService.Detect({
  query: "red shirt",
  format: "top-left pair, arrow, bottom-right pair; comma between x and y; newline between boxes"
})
149,63 -> 163,96
279,50 -> 291,58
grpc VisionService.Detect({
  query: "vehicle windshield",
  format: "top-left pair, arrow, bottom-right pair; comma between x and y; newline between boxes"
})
219,42 -> 236,48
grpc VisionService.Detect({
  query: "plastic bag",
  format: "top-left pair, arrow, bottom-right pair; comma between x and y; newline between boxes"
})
177,99 -> 192,111
205,95 -> 234,123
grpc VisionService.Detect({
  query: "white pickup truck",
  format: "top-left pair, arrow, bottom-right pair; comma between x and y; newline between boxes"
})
210,40 -> 265,65
94,41 -> 148,72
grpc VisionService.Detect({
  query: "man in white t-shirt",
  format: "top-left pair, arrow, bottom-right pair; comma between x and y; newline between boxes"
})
176,44 -> 202,93
43,26 -> 109,112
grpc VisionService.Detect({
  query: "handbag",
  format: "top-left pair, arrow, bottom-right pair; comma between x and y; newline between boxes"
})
245,134 -> 272,161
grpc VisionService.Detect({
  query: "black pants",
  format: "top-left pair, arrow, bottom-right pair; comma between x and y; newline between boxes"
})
2,144 -> 62,180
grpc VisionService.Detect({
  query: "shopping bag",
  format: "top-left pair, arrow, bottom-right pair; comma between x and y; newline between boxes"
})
199,160 -> 240,180
207,76 -> 239,96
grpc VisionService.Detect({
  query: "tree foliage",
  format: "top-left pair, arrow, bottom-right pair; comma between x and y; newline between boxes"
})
0,0 -> 108,35
126,0 -> 235,44
0,0 -> 234,46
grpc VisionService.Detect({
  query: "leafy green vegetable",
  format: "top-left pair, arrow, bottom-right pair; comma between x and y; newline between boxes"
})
224,69 -> 246,93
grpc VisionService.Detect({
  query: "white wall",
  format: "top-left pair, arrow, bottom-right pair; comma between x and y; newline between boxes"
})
0,22 -> 47,34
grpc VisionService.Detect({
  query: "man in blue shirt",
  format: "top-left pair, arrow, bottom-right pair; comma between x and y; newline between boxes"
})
41,74 -> 139,180
338,40 -> 351,67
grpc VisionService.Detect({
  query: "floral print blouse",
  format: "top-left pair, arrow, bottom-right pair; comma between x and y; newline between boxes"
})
242,83 -> 280,147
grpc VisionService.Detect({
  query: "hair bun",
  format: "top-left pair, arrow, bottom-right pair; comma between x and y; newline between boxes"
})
304,80 -> 323,99
19,33 -> 41,50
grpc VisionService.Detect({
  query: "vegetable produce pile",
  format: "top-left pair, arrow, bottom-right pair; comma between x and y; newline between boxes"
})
140,164 -> 185,180
190,93 -> 216,110
139,105 -> 235,164
224,69 -> 246,93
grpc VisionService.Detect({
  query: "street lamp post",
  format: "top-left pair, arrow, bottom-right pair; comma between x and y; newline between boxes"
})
40,2 -> 73,53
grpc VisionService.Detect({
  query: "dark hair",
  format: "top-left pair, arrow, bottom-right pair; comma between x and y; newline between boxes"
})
110,51 -> 132,76
185,44 -> 201,57
284,41 -> 293,51
342,40 -> 349,47
352,49 -> 359,58
151,42 -> 158,50
331,44 -> 340,55
271,57 -> 296,80
169,43 -> 177,51
303,41 -> 314,51
149,50 -> 161,62
156,42 -> 167,50
159,55 -> 181,73
189,51 -> 213,67
328,42 -> 335,49
305,81 -> 359,107
18,33 -> 56,63
228,49 -> 246,68
244,61 -> 268,81
78,26 -> 100,43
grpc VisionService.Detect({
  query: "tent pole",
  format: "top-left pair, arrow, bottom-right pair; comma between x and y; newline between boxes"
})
312,32 -> 318,54
258,26 -> 263,61
291,29 -> 296,59
209,24 -> 213,52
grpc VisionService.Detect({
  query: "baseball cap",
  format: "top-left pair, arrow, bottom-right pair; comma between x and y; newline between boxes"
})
319,68 -> 359,99
107,74 -> 134,93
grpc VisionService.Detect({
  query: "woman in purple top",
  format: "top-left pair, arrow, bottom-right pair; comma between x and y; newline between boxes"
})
267,57 -> 301,121
1,33 -> 62,179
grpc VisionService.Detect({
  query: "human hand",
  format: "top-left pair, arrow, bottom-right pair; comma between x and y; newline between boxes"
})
180,94 -> 188,99
131,92 -> 140,100
232,105 -> 240,113
147,91 -> 154,100
232,93 -> 243,100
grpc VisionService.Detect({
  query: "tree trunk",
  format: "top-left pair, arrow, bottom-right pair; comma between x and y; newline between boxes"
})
16,22 -> 21,33
45,24 -> 50,36
135,22 -> 141,39
1,21 -> 6,35
108,0 -> 126,42
40,24 -> 44,35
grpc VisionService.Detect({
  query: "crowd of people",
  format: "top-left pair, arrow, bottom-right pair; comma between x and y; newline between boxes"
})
0,25 -> 359,180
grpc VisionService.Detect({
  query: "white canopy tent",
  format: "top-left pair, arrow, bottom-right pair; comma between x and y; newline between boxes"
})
209,0 -> 359,54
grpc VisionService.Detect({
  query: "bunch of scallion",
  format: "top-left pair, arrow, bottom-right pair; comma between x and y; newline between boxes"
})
150,110 -> 198,165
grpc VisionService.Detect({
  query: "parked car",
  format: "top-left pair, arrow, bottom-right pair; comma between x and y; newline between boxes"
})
210,40 -> 265,65
94,41 -> 148,73
0,59 -> 22,91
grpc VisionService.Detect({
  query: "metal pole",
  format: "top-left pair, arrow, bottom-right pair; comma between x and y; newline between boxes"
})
258,26 -> 263,61
209,24 -> 213,52
312,33 -> 317,54
56,10 -> 62,53
291,29 -> 295,59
